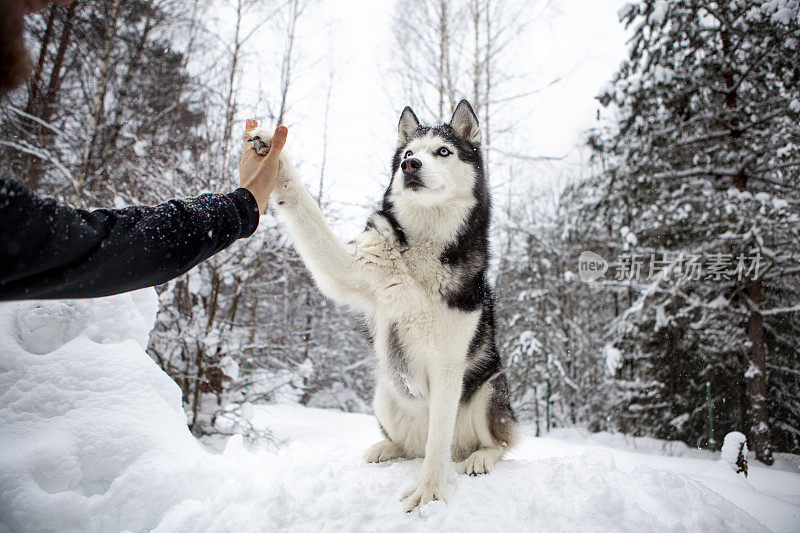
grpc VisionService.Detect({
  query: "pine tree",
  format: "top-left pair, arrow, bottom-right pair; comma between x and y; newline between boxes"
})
570,0 -> 800,462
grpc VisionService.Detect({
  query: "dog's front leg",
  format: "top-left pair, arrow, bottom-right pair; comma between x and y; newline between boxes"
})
402,359 -> 463,512
249,127 -> 370,308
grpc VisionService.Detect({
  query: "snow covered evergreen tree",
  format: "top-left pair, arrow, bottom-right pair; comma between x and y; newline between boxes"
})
496,195 -> 614,434
568,0 -> 800,462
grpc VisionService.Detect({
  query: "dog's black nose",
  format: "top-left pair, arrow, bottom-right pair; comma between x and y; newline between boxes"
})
401,157 -> 422,174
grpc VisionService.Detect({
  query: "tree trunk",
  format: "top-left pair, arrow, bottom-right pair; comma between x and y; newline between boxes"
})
471,0 -> 481,108
189,345 -> 204,434
276,0 -> 300,125
318,72 -> 333,205
248,292 -> 258,345
24,1 -> 77,190
40,2 -> 76,123
721,29 -> 772,464
25,5 -> 57,116
483,0 -> 492,172
219,0 -> 244,180
104,10 -> 155,157
206,268 -> 220,331
746,279 -> 773,464
75,0 -> 125,204
437,0 -> 448,121
302,287 -> 313,362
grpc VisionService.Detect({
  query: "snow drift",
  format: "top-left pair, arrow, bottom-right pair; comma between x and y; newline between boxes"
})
0,292 -> 793,532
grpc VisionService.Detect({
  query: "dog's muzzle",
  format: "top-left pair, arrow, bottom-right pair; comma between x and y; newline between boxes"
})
403,173 -> 425,190
401,157 -> 424,190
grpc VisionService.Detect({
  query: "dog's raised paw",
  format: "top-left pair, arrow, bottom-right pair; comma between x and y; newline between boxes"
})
354,233 -> 389,265
464,448 -> 497,476
244,126 -> 296,198
247,127 -> 273,156
364,440 -> 404,463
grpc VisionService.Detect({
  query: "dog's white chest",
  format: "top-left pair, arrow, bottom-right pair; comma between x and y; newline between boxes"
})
373,302 -> 480,403
352,221 -> 480,400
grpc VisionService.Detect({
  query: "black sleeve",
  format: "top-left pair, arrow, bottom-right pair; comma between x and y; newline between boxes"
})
0,178 -> 260,301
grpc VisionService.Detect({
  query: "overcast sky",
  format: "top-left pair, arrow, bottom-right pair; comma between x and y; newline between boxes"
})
240,0 -> 629,237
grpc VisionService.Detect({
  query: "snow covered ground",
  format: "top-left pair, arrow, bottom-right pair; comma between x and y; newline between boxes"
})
1,291 -> 799,532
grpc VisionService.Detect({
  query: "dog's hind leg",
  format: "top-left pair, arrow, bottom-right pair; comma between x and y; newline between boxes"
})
367,381 -> 421,464
463,374 -> 519,475
364,440 -> 405,463
463,446 -> 505,475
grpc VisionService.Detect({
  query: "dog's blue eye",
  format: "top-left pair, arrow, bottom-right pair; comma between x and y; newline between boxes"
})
404,150 -> 413,158
437,147 -> 451,156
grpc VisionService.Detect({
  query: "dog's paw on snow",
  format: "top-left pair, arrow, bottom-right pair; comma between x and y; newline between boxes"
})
364,440 -> 405,463
401,477 -> 447,513
463,449 -> 497,476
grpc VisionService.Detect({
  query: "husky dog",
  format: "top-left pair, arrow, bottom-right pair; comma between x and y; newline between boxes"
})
248,100 -> 519,512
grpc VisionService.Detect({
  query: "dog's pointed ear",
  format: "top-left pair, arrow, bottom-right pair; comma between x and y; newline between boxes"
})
397,106 -> 420,146
450,99 -> 481,144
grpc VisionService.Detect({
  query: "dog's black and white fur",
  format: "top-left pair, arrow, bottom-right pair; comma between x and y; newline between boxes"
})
249,100 -> 519,512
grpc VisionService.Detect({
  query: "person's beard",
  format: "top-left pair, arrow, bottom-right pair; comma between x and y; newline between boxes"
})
0,0 -> 32,96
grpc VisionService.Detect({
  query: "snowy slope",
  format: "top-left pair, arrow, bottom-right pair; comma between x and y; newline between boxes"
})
1,292 -> 798,532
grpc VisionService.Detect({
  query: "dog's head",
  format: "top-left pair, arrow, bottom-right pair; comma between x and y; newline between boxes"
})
384,100 -> 487,243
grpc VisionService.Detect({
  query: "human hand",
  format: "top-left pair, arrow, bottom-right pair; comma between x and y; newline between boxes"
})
239,119 -> 288,215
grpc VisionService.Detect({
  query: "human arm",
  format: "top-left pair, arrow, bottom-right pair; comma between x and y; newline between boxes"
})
0,122 -> 287,301
0,178 -> 259,300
